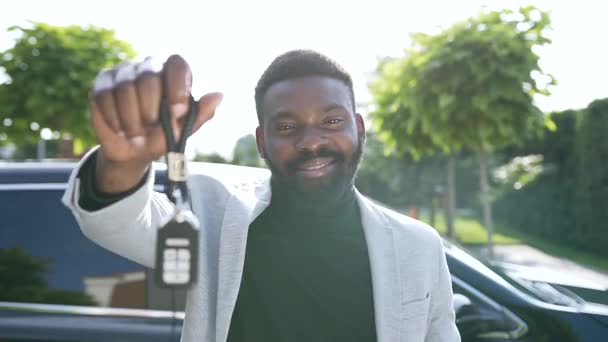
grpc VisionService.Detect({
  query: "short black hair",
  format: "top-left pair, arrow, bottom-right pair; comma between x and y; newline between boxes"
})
254,49 -> 355,125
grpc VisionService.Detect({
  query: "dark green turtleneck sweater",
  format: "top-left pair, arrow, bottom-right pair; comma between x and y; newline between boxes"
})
226,185 -> 377,342
77,155 -> 377,342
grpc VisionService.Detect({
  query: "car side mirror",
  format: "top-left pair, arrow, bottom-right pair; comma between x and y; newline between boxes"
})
454,293 -> 486,339
454,293 -> 475,316
453,293 -> 528,340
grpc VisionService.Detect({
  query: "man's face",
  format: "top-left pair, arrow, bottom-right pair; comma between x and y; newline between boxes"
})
256,76 -> 365,195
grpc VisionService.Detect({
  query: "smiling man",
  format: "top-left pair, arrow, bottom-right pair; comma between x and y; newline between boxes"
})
62,50 -> 460,342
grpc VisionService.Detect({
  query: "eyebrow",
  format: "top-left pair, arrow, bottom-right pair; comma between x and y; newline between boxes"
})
323,103 -> 349,113
268,103 -> 350,122
268,111 -> 295,122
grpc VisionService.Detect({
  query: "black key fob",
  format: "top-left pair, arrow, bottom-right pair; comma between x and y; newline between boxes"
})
154,210 -> 199,289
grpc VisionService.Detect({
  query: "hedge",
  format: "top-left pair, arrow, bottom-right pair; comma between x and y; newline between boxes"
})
494,98 -> 608,256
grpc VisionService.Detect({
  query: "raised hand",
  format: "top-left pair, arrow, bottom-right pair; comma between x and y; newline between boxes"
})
90,54 -> 223,193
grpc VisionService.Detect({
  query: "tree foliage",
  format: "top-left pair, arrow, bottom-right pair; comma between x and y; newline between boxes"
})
0,21 -> 135,150
370,5 -> 554,155
369,6 -> 554,249
356,130 -> 441,208
494,100 -> 608,257
192,134 -> 265,168
192,151 -> 230,164
368,57 -> 442,160
575,98 -> 608,254
232,134 -> 264,168
0,247 -> 97,305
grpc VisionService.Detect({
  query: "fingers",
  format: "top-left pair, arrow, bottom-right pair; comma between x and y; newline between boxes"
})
136,57 -> 163,124
163,55 -> 193,119
90,93 -> 128,159
141,92 -> 223,157
162,55 -> 194,142
93,69 -> 121,132
114,62 -> 144,137
90,54 -> 220,161
189,92 -> 224,135
92,59 -> 163,136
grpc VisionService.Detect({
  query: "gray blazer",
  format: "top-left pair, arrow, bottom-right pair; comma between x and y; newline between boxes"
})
62,147 -> 460,342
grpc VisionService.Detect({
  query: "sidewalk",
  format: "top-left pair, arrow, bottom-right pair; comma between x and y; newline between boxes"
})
467,244 -> 608,288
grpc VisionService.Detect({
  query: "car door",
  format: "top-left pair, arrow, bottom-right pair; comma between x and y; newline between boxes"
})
0,179 -> 183,340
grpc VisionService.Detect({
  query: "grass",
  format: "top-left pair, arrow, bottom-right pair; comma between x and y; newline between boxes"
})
418,211 -> 608,273
418,212 -> 520,245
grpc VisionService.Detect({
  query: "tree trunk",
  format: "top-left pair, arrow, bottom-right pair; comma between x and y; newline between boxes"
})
59,138 -> 74,159
479,145 -> 495,259
430,197 -> 437,228
36,140 -> 46,160
445,153 -> 456,239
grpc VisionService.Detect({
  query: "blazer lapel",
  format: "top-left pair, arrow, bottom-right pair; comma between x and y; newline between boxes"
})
356,191 -> 401,342
213,184 -> 402,342
215,178 -> 271,342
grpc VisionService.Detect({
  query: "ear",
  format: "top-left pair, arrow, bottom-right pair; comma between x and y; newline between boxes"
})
255,126 -> 266,158
355,113 -> 366,140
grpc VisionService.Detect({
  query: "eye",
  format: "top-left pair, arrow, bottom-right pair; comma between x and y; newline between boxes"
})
325,117 -> 344,126
276,123 -> 295,132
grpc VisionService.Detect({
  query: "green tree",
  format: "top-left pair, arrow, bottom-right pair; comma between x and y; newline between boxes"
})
356,130 -> 441,209
369,55 -> 460,239
575,98 -> 608,255
0,21 -> 135,155
232,134 -> 264,167
192,151 -> 230,164
370,6 -> 554,255
0,247 -> 97,305
356,130 -> 481,228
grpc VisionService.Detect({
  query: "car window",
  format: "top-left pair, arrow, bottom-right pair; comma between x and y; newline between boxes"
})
0,187 -> 151,309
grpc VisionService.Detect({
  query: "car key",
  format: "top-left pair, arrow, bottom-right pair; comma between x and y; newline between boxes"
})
155,209 -> 199,289
154,95 -> 200,290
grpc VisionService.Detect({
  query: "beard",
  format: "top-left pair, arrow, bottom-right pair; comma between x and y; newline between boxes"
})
264,136 -> 365,201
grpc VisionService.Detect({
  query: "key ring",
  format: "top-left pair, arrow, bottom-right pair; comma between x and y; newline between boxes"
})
158,95 -> 199,207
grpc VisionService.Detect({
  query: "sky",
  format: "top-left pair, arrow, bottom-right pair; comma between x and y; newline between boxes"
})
1,0 -> 607,158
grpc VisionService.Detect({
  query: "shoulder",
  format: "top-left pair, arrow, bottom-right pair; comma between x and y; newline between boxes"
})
359,195 -> 450,294
363,196 -> 443,250
184,162 -> 271,195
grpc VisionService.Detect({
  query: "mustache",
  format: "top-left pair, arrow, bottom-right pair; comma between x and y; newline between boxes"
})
285,147 -> 345,171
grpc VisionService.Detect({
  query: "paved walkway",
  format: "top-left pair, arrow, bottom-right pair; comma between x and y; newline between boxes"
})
467,244 -> 608,288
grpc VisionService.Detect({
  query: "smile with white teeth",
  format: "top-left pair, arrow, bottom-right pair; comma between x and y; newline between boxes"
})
301,161 -> 331,170
294,157 -> 337,178
298,157 -> 334,171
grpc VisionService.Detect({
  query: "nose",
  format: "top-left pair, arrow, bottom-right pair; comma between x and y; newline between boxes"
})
295,128 -> 328,153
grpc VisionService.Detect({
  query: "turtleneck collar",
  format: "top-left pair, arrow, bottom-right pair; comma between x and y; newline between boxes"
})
267,178 -> 358,220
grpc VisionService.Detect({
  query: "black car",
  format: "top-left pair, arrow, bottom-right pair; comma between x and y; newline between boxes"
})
1,161 -> 607,341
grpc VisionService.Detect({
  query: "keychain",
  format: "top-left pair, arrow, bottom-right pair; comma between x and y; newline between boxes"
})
154,95 -> 200,290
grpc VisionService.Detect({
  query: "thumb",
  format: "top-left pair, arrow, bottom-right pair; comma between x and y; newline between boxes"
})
189,92 -> 224,134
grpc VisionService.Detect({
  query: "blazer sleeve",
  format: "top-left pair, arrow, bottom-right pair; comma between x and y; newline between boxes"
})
426,236 -> 461,341
61,146 -> 175,268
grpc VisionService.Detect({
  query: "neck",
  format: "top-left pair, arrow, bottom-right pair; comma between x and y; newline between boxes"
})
269,179 -> 357,218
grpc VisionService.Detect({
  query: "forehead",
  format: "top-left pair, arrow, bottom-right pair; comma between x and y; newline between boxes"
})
260,76 -> 353,120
